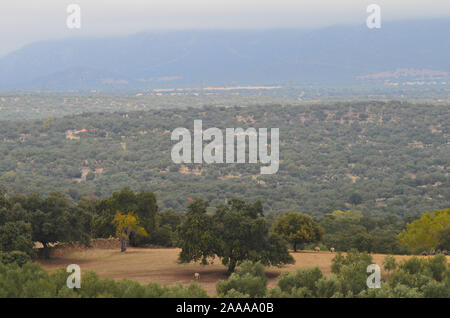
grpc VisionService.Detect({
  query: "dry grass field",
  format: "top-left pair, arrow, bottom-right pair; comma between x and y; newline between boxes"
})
37,248 -> 448,296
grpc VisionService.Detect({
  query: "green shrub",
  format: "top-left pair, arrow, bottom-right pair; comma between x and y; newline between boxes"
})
424,254 -> 447,281
266,286 -> 289,298
0,221 -> 35,257
400,257 -> 424,275
388,268 -> 431,290
0,251 -> 31,266
277,267 -> 323,296
359,284 -> 422,298
315,276 -> 341,298
383,255 -> 397,272
422,280 -> 450,298
162,281 -> 208,298
330,250 -> 373,296
216,261 -> 267,298
0,261 -> 208,298
220,289 -> 250,298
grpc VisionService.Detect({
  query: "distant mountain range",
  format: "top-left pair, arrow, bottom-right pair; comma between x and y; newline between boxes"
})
0,19 -> 448,90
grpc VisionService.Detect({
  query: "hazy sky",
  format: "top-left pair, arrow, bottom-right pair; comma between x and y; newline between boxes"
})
0,0 -> 449,56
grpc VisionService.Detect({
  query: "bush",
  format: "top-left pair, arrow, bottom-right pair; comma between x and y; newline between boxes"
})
220,289 -> 250,298
162,282 -> 208,298
0,261 -> 208,298
0,221 -> 35,257
383,255 -> 397,272
216,261 -> 267,298
265,286 -> 288,298
359,284 -> 422,298
315,275 -> 341,298
0,262 -> 53,297
424,254 -> 447,281
422,280 -> 450,298
338,263 -> 369,295
388,268 -> 430,290
331,250 -> 372,274
400,257 -> 424,275
330,250 -> 373,296
277,267 -> 323,297
0,251 -> 31,266
0,254 -> 446,299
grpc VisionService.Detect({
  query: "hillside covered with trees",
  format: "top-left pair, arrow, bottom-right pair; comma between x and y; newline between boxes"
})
0,100 -> 448,218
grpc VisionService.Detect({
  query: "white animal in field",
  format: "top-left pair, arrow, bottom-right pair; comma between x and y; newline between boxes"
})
194,272 -> 200,280
314,247 -> 320,252
330,247 -> 335,253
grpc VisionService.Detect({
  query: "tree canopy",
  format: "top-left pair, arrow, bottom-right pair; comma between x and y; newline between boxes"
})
398,209 -> 450,253
177,198 -> 294,273
273,212 -> 323,252
112,211 -> 148,252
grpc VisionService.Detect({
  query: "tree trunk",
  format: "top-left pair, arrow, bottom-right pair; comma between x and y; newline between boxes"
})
42,242 -> 50,259
120,238 -> 127,252
227,260 -> 237,275
293,241 -> 297,252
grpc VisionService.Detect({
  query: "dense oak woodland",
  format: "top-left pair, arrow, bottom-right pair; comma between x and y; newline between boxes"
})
0,94 -> 298,121
0,100 -> 448,218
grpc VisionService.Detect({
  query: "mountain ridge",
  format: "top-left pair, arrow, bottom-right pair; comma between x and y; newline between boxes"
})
0,19 -> 448,90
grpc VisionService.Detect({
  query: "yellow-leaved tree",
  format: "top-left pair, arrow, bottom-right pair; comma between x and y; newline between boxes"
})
112,211 -> 148,252
398,209 -> 450,253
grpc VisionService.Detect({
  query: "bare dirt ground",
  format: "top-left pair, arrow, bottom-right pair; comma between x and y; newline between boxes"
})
37,248 -> 447,296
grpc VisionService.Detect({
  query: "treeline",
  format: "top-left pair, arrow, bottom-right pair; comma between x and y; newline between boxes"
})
0,94 -> 296,121
0,252 -> 449,298
0,187 -> 182,262
1,188 -> 448,266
